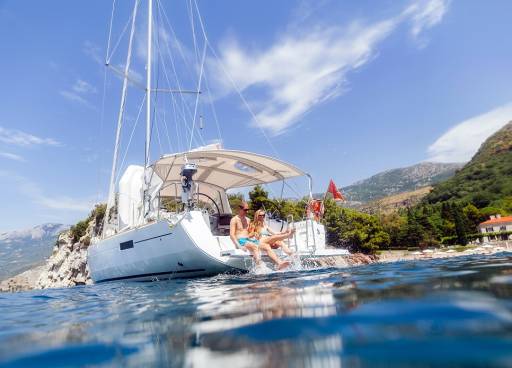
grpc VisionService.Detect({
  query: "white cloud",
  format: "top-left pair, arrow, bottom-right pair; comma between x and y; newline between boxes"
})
59,90 -> 96,110
60,78 -> 97,109
72,79 -> 97,94
83,40 -> 102,64
428,102 -> 512,162
210,0 -> 449,135
211,20 -> 395,135
0,152 -> 26,162
404,0 -> 450,40
0,126 -> 60,147
0,170 -> 95,212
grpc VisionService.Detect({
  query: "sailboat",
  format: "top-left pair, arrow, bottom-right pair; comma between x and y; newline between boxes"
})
87,0 -> 348,283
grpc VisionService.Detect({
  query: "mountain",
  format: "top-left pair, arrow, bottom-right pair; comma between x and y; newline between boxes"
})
425,121 -> 512,209
360,186 -> 433,215
342,162 -> 464,203
0,223 -> 69,280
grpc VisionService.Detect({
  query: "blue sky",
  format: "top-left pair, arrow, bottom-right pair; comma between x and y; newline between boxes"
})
1,0 -> 512,231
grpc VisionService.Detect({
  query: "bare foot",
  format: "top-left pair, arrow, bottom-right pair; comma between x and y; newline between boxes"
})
277,260 -> 291,270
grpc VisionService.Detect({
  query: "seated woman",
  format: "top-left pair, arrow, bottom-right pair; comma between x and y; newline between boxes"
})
250,209 -> 295,258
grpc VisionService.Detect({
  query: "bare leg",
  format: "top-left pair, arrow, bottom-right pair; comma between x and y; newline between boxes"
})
274,240 -> 294,256
264,229 -> 295,244
259,241 -> 290,270
243,242 -> 261,265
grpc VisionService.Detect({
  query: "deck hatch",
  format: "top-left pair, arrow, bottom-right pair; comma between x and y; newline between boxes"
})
120,240 -> 134,250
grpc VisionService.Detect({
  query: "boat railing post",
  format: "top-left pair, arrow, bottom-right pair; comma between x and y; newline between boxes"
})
309,218 -> 317,254
305,216 -> 310,252
157,192 -> 161,220
287,214 -> 298,252
174,183 -> 178,213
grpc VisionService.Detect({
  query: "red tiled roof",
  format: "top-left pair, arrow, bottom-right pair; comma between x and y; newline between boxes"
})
479,215 -> 512,226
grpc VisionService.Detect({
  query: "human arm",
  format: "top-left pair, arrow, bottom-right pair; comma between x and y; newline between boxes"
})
230,217 -> 240,248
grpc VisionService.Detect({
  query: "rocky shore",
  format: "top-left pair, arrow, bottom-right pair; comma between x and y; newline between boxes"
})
0,232 -> 93,293
0,210 -> 100,293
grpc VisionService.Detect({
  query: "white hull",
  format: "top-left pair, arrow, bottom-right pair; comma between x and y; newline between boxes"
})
88,210 -> 349,283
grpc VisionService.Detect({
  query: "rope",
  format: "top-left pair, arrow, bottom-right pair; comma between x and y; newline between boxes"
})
95,1 -> 118,204
192,0 -> 280,158
105,0 -> 117,62
156,0 -> 205,149
106,2 -> 136,64
115,93 -> 146,184
202,69 -> 223,144
188,42 -> 207,150
104,0 -> 140,233
155,22 -> 201,149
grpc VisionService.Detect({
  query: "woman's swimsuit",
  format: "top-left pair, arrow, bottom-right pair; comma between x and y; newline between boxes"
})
260,228 -> 270,237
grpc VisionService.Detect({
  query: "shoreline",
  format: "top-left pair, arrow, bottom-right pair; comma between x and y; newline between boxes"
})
2,244 -> 510,293
378,242 -> 512,263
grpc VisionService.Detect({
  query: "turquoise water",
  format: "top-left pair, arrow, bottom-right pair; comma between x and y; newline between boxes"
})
1,253 -> 512,367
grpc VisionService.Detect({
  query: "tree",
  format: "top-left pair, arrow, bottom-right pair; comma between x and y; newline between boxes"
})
463,203 -> 485,233
401,208 -> 426,249
228,193 -> 245,214
248,185 -> 271,216
452,203 -> 468,246
379,212 -> 406,248
323,199 -> 390,254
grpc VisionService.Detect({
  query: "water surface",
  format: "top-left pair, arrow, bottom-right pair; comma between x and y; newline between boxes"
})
1,253 -> 512,367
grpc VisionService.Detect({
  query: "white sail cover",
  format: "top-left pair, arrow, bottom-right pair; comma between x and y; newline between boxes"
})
153,147 -> 307,197
118,165 -> 163,229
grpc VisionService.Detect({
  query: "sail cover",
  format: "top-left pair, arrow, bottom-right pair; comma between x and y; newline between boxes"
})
152,148 -> 307,196
118,165 -> 163,229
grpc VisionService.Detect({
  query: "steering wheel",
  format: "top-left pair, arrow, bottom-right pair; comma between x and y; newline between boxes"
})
193,192 -> 221,217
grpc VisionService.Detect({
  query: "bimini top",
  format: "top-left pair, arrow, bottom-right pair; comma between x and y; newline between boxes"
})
152,148 -> 307,194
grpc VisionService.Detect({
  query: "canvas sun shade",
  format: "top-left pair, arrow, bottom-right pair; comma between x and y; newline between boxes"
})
152,149 -> 307,197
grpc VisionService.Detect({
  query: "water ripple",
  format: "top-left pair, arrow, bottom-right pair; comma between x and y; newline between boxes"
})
0,252 -> 511,367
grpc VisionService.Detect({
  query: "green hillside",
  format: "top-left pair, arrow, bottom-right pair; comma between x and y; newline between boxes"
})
425,121 -> 512,213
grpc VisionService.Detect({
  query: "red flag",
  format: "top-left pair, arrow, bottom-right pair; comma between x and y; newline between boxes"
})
327,179 -> 345,201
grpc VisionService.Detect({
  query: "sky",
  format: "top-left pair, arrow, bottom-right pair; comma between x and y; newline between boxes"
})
1,0 -> 512,231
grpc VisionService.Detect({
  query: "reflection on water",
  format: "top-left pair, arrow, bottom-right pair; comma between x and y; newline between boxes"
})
1,253 -> 512,367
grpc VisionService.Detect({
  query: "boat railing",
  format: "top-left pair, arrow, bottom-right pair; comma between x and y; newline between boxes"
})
286,214 -> 298,252
306,217 -> 317,254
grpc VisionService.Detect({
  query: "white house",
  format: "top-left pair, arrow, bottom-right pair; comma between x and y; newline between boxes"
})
478,214 -> 512,242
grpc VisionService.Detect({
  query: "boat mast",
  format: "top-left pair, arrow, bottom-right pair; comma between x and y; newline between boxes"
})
143,0 -> 153,217
145,0 -> 153,169
104,0 -> 139,236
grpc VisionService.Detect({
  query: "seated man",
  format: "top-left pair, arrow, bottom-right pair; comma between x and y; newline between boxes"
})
230,202 -> 261,265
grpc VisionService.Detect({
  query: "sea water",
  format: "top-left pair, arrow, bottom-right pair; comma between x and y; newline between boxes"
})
1,253 -> 512,367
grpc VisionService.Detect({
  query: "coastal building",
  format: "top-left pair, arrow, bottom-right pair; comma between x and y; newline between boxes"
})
478,214 -> 512,242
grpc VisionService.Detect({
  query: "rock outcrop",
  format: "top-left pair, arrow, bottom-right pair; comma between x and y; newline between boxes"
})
306,253 -> 378,268
0,206 -> 104,292
36,231 -> 92,289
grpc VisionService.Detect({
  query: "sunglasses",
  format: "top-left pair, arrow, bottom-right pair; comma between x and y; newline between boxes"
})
240,207 -> 249,211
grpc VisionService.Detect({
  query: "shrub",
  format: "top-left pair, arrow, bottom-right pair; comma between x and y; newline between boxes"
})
70,220 -> 89,243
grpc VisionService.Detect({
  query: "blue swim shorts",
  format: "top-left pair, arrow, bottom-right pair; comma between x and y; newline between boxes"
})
238,238 -> 259,246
